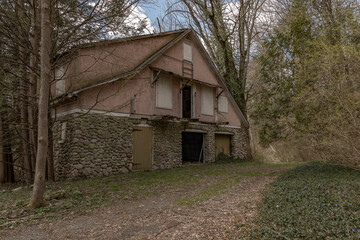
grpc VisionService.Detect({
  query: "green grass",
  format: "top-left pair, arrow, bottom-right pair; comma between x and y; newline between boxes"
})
251,162 -> 360,240
176,177 -> 235,206
0,160 -> 297,228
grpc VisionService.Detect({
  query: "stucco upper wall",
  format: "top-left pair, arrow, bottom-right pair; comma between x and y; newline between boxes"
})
53,68 -> 153,116
52,33 -> 180,96
150,38 -> 219,86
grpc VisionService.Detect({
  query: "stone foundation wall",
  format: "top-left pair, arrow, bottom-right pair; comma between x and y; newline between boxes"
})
53,113 -> 246,180
53,114 -> 139,180
152,121 -> 184,169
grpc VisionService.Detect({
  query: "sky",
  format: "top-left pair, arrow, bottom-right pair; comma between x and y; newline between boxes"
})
139,0 -> 167,26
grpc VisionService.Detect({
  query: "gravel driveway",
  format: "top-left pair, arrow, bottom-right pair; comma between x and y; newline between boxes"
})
1,164 -> 288,240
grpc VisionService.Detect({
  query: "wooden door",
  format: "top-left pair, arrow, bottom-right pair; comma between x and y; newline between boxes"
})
133,126 -> 153,170
215,134 -> 231,157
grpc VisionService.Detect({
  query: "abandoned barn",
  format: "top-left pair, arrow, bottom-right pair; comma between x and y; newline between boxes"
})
51,29 -> 249,180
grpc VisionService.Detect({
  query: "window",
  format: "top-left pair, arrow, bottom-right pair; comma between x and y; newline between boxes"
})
59,122 -> 66,143
55,65 -> 65,96
201,86 -> 214,115
218,96 -> 228,113
156,75 -> 173,109
183,43 -> 192,62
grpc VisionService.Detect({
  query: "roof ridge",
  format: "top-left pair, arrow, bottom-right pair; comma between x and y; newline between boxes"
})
55,29 -> 189,63
72,29 -> 189,51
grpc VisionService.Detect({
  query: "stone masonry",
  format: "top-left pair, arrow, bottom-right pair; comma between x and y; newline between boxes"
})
53,113 -> 246,180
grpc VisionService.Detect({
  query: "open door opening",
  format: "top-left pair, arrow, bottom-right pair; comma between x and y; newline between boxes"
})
182,85 -> 192,118
182,132 -> 204,163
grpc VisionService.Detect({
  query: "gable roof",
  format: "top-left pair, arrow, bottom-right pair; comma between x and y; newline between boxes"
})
60,29 -> 189,92
59,28 -> 248,127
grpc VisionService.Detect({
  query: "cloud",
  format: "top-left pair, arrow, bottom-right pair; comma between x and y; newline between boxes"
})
107,6 -> 155,38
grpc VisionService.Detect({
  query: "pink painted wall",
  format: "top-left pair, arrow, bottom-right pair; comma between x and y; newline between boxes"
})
52,32 -> 243,127
150,35 -> 241,126
54,68 -> 153,116
51,33 -> 178,96
150,38 -> 219,86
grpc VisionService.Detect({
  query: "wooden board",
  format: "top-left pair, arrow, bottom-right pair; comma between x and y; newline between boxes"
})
215,134 -> 231,157
133,126 -> 153,170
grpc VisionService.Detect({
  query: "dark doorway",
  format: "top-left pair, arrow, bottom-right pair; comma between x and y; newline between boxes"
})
182,85 -> 192,118
182,132 -> 204,162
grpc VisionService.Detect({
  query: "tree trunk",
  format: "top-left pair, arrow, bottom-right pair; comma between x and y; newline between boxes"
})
28,0 -> 40,175
0,113 -> 5,183
29,0 -> 51,208
242,126 -> 252,160
18,0 -> 33,183
1,111 -> 15,183
5,144 -> 15,183
47,117 -> 55,181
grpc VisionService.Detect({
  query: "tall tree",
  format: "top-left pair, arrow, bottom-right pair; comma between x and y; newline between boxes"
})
29,0 -> 51,208
18,0 -> 33,183
250,0 -> 360,167
0,113 -> 4,183
0,0 -> 149,185
27,0 -> 149,206
28,0 -> 40,172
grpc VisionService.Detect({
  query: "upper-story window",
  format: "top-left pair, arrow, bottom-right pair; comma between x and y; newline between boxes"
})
156,74 -> 173,109
183,43 -> 192,62
55,65 -> 65,97
201,86 -> 214,116
218,95 -> 228,113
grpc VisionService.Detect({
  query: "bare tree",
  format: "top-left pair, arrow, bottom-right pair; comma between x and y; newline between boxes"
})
28,0 -> 40,173
0,113 -> 4,183
29,0 -> 51,208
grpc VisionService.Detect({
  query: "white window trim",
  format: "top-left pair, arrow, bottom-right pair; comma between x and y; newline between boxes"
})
59,122 -> 67,143
55,65 -> 66,97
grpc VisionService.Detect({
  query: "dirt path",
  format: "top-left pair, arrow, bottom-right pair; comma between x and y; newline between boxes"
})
1,174 -> 274,240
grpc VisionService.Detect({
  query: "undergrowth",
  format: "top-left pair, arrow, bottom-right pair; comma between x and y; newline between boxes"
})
251,162 -> 360,240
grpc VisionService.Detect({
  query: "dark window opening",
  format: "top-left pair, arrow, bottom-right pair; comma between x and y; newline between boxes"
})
182,85 -> 192,118
182,132 -> 204,163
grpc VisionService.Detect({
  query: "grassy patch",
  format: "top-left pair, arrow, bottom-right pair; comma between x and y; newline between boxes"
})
237,171 -> 263,177
251,162 -> 360,240
266,162 -> 304,168
176,178 -> 235,206
0,160 -> 296,228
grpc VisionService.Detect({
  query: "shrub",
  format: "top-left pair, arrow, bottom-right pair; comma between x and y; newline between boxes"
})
252,162 -> 360,240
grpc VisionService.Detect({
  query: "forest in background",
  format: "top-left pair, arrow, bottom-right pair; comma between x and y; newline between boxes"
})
249,0 -> 359,167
